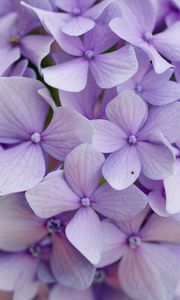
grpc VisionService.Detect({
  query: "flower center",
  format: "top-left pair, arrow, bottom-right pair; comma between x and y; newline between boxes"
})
31,132 -> 41,144
84,50 -> 94,60
28,244 -> 42,258
72,7 -> 81,16
128,236 -> 141,249
143,31 -> 153,42
81,197 -> 91,207
135,83 -> 143,94
47,218 -> 62,234
94,270 -> 106,283
128,134 -> 137,144
9,36 -> 20,45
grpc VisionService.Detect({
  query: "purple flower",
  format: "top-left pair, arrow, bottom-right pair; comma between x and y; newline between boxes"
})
24,2 -> 138,92
92,91 -> 178,190
3,59 -> 36,78
0,77 -> 93,194
22,0 -> 114,36
0,1 -> 54,75
98,210 -> 180,300
25,143 -> 147,265
0,193 -> 96,290
109,0 -> 180,73
117,49 -> 180,106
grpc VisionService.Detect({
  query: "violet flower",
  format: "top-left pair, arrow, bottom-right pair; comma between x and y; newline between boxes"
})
0,77 -> 93,195
25,143 -> 147,265
98,210 -> 180,300
109,0 -> 180,73
92,91 -> 178,190
117,49 -> 180,106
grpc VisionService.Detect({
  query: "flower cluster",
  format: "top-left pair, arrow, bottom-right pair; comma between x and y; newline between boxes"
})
0,0 -> 180,300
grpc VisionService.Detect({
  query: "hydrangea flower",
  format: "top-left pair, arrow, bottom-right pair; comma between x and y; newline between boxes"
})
0,77 -> 93,194
117,50 -> 180,106
26,143 -> 147,264
0,193 -> 96,290
92,91 -> 178,190
109,0 -> 180,73
0,0 -> 53,75
98,210 -> 180,300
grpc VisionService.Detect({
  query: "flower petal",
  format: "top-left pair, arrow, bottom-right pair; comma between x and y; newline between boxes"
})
26,171 -> 79,219
62,16 -> 95,36
66,207 -> 103,264
64,143 -> 105,197
50,233 -> 95,289
49,284 -> 94,300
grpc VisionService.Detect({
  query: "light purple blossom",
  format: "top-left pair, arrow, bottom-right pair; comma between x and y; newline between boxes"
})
110,0 -> 180,73
25,143 -> 147,264
0,77 -> 93,194
92,91 -> 178,190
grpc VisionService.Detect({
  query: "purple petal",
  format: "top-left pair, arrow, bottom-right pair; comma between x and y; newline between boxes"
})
119,244 -> 180,300
137,139 -> 174,180
50,233 -> 95,289
91,119 -> 126,153
102,145 -> 141,190
148,190 -> 170,217
106,91 -> 148,135
62,16 -> 95,36
0,193 -> 46,251
90,46 -> 138,88
64,143 -> 104,197
13,282 -> 40,300
49,285 -> 94,300
53,0 -> 95,11
66,207 -> 103,264
92,183 -> 147,221
84,0 -> 114,20
164,159 -> 180,214
0,253 -> 37,291
139,102 -> 180,143
0,77 -> 49,143
97,220 -> 126,268
26,171 -> 80,219
42,108 -> 93,161
0,143 -> 45,195
153,21 -> 180,62
21,34 -> 53,70
141,214 -> 180,243
42,58 -> 89,92
0,47 -> 21,76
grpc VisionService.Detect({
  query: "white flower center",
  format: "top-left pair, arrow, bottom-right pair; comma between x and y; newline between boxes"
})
144,31 -> 153,42
72,7 -> 81,16
129,236 -> 141,249
81,197 -> 91,207
135,83 -> 143,93
128,135 -> 137,144
31,132 -> 41,143
84,50 -> 94,60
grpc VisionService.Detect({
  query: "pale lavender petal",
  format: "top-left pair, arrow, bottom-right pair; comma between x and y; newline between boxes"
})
21,34 -> 54,70
137,139 -> 175,180
164,159 -> 180,214
139,102 -> 180,143
0,77 -> 48,143
66,207 -> 103,264
91,119 -> 126,153
4,59 -> 28,77
13,282 -> 40,300
0,142 -> 45,195
119,244 -> 180,300
90,46 -> 138,88
153,21 -> 180,62
141,214 -> 180,243
102,145 -> 141,190
64,143 -> 105,198
148,190 -> 170,217
49,285 -> 94,300
84,0 -> 114,20
62,16 -> 95,36
97,220 -> 126,268
53,0 -> 95,11
0,47 -> 21,76
0,193 -> 46,251
26,171 -> 80,219
50,233 -> 95,289
175,61 -> 180,82
106,91 -> 148,135
0,253 -> 37,291
92,183 -> 147,222
42,108 -> 93,161
42,58 -> 89,92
